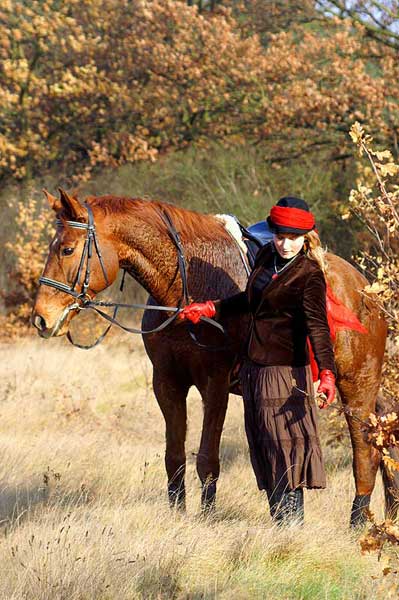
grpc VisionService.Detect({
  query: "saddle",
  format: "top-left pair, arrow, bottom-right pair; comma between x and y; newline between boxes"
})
238,219 -> 273,268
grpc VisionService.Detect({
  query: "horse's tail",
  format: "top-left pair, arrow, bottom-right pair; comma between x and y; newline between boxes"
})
376,395 -> 399,519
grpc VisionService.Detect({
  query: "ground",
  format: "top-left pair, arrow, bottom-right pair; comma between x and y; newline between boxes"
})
0,335 -> 393,599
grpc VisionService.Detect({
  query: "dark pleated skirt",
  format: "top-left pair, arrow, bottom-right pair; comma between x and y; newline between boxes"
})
240,361 -> 326,492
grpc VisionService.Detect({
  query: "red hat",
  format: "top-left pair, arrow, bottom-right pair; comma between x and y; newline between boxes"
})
267,197 -> 316,235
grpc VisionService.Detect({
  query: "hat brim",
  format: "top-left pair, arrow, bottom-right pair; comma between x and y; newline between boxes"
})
267,216 -> 313,235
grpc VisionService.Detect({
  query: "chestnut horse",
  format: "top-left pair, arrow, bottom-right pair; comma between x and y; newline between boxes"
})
32,189 -> 396,525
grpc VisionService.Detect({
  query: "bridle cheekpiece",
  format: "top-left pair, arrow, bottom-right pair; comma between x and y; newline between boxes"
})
39,204 -> 109,304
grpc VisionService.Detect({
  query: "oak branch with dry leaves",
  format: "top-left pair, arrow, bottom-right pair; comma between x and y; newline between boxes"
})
348,122 -> 399,569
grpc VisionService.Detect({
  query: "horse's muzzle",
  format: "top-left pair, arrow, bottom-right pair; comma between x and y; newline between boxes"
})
32,313 -> 53,338
32,313 -> 46,332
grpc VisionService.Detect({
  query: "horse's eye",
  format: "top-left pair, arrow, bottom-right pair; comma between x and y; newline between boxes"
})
61,247 -> 74,256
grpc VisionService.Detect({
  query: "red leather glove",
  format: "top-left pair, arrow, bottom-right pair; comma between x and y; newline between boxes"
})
179,301 -> 216,324
317,369 -> 336,409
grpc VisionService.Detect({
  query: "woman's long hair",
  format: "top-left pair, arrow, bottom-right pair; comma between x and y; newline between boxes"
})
304,230 -> 328,274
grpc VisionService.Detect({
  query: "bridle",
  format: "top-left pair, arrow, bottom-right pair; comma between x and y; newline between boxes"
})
38,203 -> 225,349
39,204 -> 109,304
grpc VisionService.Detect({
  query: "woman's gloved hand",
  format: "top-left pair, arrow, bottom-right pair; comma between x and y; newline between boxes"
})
317,369 -> 336,408
179,300 -> 216,324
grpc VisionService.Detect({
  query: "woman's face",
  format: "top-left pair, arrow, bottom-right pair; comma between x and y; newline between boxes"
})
273,232 -> 305,259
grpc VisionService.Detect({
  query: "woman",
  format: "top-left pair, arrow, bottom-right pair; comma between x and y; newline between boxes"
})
180,197 -> 336,525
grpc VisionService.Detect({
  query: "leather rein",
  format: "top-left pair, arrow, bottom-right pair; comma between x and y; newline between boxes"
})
38,203 -> 225,349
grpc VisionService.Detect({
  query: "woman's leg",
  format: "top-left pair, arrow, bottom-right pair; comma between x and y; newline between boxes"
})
267,487 -> 304,525
240,362 -> 321,525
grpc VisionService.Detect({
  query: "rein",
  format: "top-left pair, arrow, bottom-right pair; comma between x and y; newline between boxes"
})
39,203 -> 225,349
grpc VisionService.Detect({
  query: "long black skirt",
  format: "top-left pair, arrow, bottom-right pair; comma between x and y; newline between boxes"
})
239,361 -> 326,493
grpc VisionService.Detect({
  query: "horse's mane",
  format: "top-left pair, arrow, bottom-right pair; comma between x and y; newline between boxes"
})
86,195 -> 232,244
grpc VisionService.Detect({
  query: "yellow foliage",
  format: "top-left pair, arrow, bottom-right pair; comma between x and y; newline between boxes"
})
349,124 -> 399,562
2,195 -> 53,334
0,1 -> 397,181
348,123 -> 399,338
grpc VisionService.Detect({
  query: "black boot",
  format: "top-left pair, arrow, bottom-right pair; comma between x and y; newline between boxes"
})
267,488 -> 304,525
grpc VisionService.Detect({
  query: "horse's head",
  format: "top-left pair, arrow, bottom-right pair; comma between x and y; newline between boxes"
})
32,188 -> 120,338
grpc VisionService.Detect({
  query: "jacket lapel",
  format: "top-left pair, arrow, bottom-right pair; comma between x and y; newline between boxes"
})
252,247 -> 305,315
246,243 -> 274,306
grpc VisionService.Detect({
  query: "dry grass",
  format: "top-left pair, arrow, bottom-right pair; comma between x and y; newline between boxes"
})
0,335 -> 393,599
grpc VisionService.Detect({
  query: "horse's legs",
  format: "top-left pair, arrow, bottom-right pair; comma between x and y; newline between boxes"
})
196,375 -> 229,511
339,381 -> 381,527
345,414 -> 381,526
376,395 -> 399,519
153,371 -> 189,509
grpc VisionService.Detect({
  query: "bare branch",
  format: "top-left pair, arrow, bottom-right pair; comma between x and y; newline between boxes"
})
316,0 -> 399,49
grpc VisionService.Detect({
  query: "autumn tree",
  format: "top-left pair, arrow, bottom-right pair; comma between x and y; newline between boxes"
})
0,0 -> 398,183
185,0 -> 221,10
217,0 -> 320,44
0,0 -> 268,181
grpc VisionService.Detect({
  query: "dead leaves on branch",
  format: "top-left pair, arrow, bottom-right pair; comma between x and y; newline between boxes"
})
360,509 -> 399,593
348,122 -> 399,338
0,196 -> 53,338
349,123 -> 399,188
367,412 -> 399,476
358,410 -> 399,577
348,123 -> 399,568
360,509 -> 399,559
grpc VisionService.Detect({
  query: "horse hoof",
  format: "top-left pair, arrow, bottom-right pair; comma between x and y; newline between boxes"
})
350,494 -> 371,528
201,480 -> 217,512
201,498 -> 216,514
168,484 -> 186,511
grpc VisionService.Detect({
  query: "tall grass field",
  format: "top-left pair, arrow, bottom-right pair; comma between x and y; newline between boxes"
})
0,335 -> 391,599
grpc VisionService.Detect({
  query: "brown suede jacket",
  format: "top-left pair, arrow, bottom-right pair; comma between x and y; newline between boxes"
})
216,242 -> 336,375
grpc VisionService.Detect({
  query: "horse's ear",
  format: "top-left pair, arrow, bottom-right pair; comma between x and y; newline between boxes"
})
43,189 -> 62,212
58,188 -> 87,222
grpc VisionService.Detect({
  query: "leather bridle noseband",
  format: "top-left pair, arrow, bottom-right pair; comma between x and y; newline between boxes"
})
38,203 -> 225,349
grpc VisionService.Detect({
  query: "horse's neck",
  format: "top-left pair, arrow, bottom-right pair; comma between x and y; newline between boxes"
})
113,218 -> 179,306
108,201 -> 247,305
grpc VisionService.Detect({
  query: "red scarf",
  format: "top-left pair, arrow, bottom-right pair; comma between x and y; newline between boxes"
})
308,284 -> 368,381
